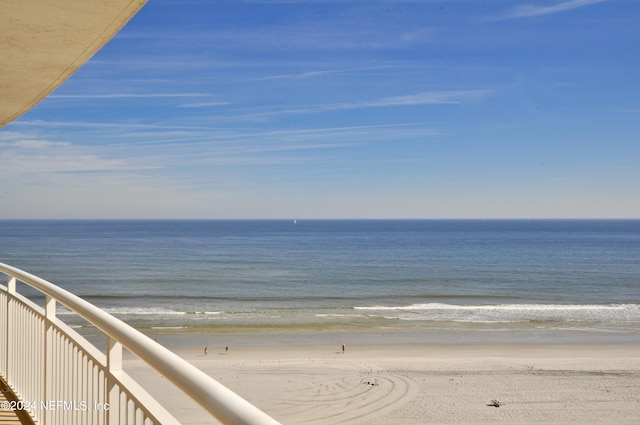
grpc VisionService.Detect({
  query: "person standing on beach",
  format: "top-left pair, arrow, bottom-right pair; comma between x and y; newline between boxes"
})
342,344 -> 345,353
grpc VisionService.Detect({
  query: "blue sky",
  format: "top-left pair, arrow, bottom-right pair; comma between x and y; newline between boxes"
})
1,0 -> 639,219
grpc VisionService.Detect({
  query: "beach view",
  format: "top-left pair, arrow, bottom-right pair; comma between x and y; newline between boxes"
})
1,0 -> 639,424
2,219 -> 639,423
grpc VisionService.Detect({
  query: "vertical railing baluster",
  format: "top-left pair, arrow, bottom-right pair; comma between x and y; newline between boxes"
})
71,341 -> 76,424
99,368 -> 106,425
82,353 -> 88,425
63,335 -> 67,425
71,345 -> 77,425
28,310 -> 32,406
44,295 -> 56,425
87,359 -> 93,425
66,336 -> 72,425
54,329 -> 59,425
28,309 -> 33,409
5,276 -> 15,383
12,301 -> 18,396
18,304 -> 23,395
0,290 -> 5,379
27,310 -> 33,410
93,361 -> 98,425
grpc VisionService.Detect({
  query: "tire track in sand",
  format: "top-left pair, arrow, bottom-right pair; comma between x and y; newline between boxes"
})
267,362 -> 417,424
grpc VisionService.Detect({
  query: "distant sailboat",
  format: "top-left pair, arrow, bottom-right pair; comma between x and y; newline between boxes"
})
293,219 -> 297,224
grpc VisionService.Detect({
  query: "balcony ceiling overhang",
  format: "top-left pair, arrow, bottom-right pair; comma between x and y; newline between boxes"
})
1,0 -> 147,127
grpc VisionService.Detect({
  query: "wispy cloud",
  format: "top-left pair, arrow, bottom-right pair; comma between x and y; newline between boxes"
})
4,139 -> 70,149
2,123 -> 439,165
497,0 -> 609,20
222,89 -> 491,121
154,124 -> 441,168
118,17 -> 431,52
250,66 -> 389,81
12,120 -> 203,131
179,101 -> 231,108
0,132 -> 155,176
50,93 -> 210,100
356,90 -> 490,108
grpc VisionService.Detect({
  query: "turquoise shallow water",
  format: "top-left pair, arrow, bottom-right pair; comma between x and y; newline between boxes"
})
1,220 -> 639,338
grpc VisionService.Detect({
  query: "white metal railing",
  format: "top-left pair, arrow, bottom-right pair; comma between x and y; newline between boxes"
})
0,262 -> 282,425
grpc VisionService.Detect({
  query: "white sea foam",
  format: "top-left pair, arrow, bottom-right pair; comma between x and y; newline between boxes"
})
58,307 -> 223,316
354,303 -> 640,322
104,307 -> 185,315
355,303 -> 637,311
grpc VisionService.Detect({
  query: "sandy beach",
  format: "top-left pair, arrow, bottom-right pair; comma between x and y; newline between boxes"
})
125,341 -> 640,424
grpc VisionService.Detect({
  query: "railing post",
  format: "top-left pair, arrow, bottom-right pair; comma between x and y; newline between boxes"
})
43,295 -> 56,425
45,295 -> 56,319
107,337 -> 122,425
6,276 -> 15,294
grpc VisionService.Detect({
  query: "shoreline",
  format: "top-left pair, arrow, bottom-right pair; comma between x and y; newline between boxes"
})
135,327 -> 640,352
124,339 -> 640,425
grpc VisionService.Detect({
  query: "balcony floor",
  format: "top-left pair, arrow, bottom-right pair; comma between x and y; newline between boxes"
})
0,376 -> 35,425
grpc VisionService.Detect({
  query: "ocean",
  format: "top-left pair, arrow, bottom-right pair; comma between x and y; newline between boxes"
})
1,220 -> 639,344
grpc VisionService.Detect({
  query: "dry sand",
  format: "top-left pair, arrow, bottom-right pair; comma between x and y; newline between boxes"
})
125,342 -> 640,424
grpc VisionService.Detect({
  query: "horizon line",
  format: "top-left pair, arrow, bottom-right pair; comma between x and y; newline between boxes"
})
0,218 -> 638,221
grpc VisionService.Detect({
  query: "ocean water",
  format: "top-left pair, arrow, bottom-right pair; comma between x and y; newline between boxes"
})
1,220 -> 639,340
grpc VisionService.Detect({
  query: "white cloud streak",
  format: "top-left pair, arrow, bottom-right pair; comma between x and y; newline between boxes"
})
179,101 -> 231,108
0,123 -> 439,175
50,93 -> 211,99
0,133 -> 155,176
358,90 -> 490,108
499,0 -> 609,20
250,66 -> 388,81
224,89 -> 491,120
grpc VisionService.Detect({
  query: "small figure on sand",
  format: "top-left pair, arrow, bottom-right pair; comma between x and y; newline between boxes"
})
204,347 -> 208,356
342,344 -> 345,353
225,345 -> 229,353
487,400 -> 501,408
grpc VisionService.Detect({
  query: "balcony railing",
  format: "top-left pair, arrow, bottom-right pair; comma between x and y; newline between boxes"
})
0,262 -> 282,425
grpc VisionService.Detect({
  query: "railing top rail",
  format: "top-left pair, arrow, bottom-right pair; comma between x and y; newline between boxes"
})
0,262 -> 281,425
